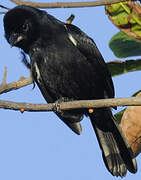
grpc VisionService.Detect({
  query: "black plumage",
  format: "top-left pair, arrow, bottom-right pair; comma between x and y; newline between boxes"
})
4,5 -> 137,177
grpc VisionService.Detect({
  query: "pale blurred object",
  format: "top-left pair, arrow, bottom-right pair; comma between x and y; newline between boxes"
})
121,92 -> 141,157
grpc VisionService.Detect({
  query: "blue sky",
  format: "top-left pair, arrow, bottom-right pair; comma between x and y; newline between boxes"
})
0,0 -> 141,180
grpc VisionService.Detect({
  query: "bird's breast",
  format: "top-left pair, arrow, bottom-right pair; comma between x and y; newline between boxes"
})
30,45 -> 103,100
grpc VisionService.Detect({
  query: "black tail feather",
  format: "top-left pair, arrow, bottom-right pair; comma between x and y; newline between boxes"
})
89,108 -> 137,177
55,111 -> 83,135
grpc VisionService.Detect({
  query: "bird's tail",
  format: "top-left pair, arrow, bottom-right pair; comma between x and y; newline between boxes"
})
89,108 -> 137,177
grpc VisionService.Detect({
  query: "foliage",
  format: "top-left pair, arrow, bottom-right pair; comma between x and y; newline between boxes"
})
105,1 -> 141,41
109,32 -> 141,58
105,1 -> 141,60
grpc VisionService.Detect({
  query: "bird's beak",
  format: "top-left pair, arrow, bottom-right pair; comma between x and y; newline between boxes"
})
9,33 -> 24,47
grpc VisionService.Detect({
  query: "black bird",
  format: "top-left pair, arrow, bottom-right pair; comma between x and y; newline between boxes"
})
4,5 -> 137,177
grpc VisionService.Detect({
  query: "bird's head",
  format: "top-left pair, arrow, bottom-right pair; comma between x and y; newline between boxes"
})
4,5 -> 42,52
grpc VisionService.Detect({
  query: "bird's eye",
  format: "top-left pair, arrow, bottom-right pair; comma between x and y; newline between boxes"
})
22,23 -> 29,32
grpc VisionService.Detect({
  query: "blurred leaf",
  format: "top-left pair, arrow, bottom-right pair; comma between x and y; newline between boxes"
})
105,2 -> 141,41
132,89 -> 141,97
115,108 -> 125,124
107,59 -> 141,77
115,90 -> 141,124
121,91 -> 141,156
109,31 -> 141,58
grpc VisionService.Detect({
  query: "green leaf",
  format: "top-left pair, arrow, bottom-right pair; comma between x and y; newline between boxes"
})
105,2 -> 141,40
115,108 -> 125,124
109,31 -> 141,58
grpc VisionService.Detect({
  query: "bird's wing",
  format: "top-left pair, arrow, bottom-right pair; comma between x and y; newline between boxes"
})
64,23 -> 114,98
31,58 -> 82,135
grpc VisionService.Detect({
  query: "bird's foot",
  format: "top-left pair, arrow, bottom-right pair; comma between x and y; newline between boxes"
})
53,97 -> 73,113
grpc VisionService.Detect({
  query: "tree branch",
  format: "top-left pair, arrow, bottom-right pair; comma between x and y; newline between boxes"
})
0,4 -> 10,14
10,0 -> 129,9
0,67 -> 32,94
107,59 -> 141,76
0,4 -> 10,10
0,77 -> 33,94
1,97 -> 141,112
66,14 -> 75,24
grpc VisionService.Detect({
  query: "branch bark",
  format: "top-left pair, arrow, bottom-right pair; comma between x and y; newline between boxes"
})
0,4 -> 10,10
10,0 -> 128,8
1,97 -> 141,112
0,77 -> 32,94
0,67 -> 33,94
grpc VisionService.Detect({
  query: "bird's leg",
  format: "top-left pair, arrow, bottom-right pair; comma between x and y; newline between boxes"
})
53,97 -> 83,123
53,97 -> 73,113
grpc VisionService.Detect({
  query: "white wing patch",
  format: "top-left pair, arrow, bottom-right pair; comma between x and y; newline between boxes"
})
34,62 -> 41,83
64,24 -> 77,46
68,33 -> 77,46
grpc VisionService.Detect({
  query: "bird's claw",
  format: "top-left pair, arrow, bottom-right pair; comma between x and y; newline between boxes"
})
53,100 -> 61,113
53,97 -> 73,113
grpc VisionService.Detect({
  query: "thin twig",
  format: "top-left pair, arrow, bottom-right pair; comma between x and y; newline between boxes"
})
0,5 -> 10,10
1,67 -> 7,86
10,0 -> 128,8
0,4 -> 9,14
66,14 -> 75,24
0,77 -> 33,94
0,97 -> 141,112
